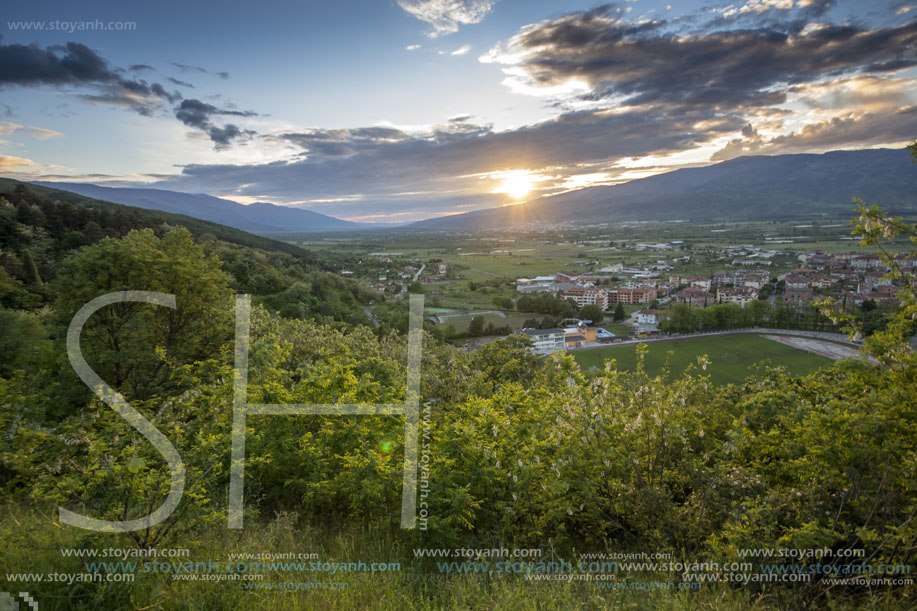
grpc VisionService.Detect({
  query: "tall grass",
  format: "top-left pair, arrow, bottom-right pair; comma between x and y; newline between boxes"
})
0,506 -> 906,610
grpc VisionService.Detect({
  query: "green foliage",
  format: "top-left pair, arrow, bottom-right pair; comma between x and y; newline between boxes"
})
52,227 -> 234,402
0,309 -> 46,377
613,303 -> 626,321
578,303 -> 604,323
659,300 -> 835,334
516,292 -> 577,317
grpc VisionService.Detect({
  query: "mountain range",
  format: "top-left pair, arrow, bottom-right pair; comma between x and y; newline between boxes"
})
410,148 -> 917,230
30,182 -> 366,234
29,148 -> 916,234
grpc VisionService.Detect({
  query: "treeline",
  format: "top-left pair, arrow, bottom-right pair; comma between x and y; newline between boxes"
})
514,293 -> 608,323
658,300 -> 841,334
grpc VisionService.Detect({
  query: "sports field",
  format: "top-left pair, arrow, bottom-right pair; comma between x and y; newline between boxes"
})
573,334 -> 833,385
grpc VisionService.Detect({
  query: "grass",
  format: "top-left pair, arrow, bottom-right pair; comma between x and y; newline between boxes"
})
3,506 -> 893,610
573,334 -> 832,385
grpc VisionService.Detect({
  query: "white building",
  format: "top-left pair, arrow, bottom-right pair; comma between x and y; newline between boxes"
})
717,286 -> 759,307
518,328 -> 566,355
562,287 -> 609,310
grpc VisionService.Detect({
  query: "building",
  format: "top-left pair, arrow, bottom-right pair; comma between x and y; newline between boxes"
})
517,328 -> 566,355
563,323 -> 598,349
783,288 -> 814,305
607,286 -> 657,304
784,273 -> 811,290
717,286 -> 759,307
562,287 -> 609,310
635,309 -> 666,325
851,254 -> 881,269
674,286 -> 714,307
555,271 -> 581,284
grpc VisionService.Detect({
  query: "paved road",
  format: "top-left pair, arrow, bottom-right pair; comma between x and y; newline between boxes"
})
412,264 -> 426,282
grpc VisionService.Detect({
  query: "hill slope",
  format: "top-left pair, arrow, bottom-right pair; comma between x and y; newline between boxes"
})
411,148 -> 917,230
31,182 -> 363,234
2,178 -> 316,260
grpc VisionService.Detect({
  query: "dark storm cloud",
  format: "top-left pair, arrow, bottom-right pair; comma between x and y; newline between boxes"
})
483,7 -> 917,110
174,98 -> 257,149
0,39 -> 115,85
0,37 -> 180,115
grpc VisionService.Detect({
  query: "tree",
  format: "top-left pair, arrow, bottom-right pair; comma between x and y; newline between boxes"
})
53,227 -> 233,402
578,304 -> 604,324
20,249 -> 42,286
613,303 -> 626,321
467,315 -> 486,337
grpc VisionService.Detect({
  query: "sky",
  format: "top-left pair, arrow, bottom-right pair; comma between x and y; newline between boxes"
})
0,0 -> 914,223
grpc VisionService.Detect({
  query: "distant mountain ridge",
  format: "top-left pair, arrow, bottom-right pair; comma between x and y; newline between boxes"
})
30,182 -> 364,234
410,148 -> 917,230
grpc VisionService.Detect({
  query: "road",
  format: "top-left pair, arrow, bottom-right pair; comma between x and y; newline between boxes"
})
412,264 -> 426,282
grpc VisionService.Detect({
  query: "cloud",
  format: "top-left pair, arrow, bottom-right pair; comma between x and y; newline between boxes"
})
397,0 -> 494,37
153,103 -> 744,219
166,77 -> 195,88
170,62 -> 229,79
0,154 -> 38,171
712,106 -> 917,160
174,98 -> 257,149
0,37 -> 181,115
26,125 -> 62,139
406,44 -> 421,51
451,44 -> 471,55
480,7 -> 917,111
0,121 -> 61,139
0,39 -> 114,86
0,38 -> 257,148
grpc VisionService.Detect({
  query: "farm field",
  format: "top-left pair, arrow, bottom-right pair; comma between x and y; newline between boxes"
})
573,334 -> 833,385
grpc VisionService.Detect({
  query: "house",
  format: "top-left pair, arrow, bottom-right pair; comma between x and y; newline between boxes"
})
674,286 -> 714,307
810,274 -> 832,289
784,274 -> 811,290
851,254 -> 881,269
635,309 -> 666,325
687,275 -> 713,290
717,286 -> 758,307
783,288 -> 814,305
517,328 -> 567,355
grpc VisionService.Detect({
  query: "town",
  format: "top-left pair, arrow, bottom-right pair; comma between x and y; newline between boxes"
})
307,222 -> 912,358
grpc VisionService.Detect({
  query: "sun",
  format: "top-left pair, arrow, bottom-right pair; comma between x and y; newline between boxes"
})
492,171 -> 539,200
